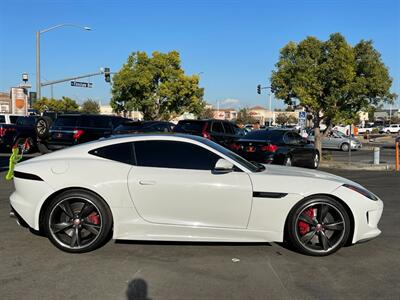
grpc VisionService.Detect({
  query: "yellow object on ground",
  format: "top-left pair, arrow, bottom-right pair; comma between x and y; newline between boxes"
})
5,147 -> 23,180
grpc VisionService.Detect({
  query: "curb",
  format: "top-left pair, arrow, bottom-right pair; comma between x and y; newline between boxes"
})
319,161 -> 393,171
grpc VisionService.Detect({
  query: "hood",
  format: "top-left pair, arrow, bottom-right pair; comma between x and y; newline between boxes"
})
249,164 -> 362,196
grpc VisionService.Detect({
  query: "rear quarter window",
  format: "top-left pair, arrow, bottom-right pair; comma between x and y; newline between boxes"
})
54,116 -> 79,127
89,142 -> 134,165
174,121 -> 206,133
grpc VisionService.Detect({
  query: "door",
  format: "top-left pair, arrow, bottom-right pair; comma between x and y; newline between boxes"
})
210,121 -> 225,145
286,132 -> 312,166
127,140 -> 253,229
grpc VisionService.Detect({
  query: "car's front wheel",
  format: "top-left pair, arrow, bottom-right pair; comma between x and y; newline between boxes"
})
44,189 -> 113,253
286,196 -> 351,256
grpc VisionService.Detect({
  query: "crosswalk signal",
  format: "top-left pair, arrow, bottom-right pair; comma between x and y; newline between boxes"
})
257,84 -> 261,94
104,67 -> 111,83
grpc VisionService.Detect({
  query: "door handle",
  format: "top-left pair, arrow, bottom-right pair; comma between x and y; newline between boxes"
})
139,180 -> 156,185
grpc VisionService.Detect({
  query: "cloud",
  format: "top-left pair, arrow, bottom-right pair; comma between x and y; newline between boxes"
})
219,98 -> 240,107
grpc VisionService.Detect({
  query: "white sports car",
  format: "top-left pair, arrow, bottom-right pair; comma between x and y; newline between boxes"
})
10,134 -> 383,256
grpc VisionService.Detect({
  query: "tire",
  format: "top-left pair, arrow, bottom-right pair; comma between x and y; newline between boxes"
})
340,143 -> 349,152
15,137 -> 35,154
286,196 -> 351,256
311,152 -> 319,169
35,116 -> 53,139
37,142 -> 51,154
283,155 -> 292,167
44,189 -> 113,253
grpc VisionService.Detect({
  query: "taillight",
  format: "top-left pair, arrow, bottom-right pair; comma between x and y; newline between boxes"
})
72,129 -> 84,139
230,143 -> 242,151
261,144 -> 278,152
201,123 -> 211,139
0,127 -> 16,137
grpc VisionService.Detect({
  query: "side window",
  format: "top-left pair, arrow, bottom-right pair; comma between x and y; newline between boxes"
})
0,115 -> 5,123
291,132 -> 303,144
211,121 -> 224,133
283,132 -> 299,144
224,123 -> 235,135
89,142 -> 133,165
134,140 -> 221,170
81,116 -> 111,128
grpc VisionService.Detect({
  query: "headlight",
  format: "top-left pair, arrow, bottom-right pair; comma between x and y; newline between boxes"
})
343,184 -> 379,201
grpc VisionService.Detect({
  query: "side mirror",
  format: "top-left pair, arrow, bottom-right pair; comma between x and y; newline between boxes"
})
213,158 -> 234,174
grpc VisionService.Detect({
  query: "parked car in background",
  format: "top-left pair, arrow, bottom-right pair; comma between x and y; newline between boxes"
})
0,115 -> 39,152
173,119 -> 241,147
113,121 -> 175,135
380,124 -> 400,134
0,114 -> 21,125
43,114 -> 128,151
229,129 -> 319,168
357,124 -> 375,134
308,129 -> 362,151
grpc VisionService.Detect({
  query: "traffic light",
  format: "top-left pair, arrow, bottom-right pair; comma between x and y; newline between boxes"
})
257,84 -> 261,94
104,67 -> 111,83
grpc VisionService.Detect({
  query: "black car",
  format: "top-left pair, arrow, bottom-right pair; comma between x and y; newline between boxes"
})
113,121 -> 175,135
173,119 -> 242,148
229,129 -> 319,169
45,114 -> 128,151
0,115 -> 39,153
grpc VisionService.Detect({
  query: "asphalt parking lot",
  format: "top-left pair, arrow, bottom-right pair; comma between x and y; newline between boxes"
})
0,166 -> 399,300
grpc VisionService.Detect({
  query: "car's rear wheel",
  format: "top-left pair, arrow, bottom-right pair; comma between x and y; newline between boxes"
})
44,190 -> 112,253
286,196 -> 351,256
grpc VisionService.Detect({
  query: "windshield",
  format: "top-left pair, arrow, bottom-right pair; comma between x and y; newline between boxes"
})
200,137 -> 261,172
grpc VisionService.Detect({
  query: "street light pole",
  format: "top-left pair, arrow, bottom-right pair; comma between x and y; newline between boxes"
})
36,31 -> 40,100
35,24 -> 91,101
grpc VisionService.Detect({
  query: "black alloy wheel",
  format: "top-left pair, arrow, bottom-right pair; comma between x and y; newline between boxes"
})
286,196 -> 351,256
44,190 -> 112,253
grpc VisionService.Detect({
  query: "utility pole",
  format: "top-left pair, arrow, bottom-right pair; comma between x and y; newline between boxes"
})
257,84 -> 272,126
36,31 -> 40,100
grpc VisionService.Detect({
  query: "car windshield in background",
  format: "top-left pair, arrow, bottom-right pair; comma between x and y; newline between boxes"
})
9,116 -> 19,124
174,121 -> 205,133
53,116 -> 79,127
16,117 -> 36,126
244,130 -> 284,143
200,138 -> 260,172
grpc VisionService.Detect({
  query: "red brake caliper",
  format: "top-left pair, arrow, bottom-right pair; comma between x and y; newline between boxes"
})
87,212 -> 100,225
298,208 -> 314,235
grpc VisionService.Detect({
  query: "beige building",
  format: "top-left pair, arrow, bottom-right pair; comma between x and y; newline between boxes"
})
212,108 -> 237,120
0,92 -> 11,113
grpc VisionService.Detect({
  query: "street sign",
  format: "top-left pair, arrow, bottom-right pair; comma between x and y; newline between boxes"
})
299,111 -> 306,120
71,81 -> 93,88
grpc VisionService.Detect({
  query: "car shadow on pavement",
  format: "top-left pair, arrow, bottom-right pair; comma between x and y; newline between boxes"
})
126,278 -> 151,300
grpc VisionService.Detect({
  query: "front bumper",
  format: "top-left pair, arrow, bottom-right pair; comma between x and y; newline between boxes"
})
332,186 -> 383,243
350,143 -> 362,150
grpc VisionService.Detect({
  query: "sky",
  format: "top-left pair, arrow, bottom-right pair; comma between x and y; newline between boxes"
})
0,0 -> 399,110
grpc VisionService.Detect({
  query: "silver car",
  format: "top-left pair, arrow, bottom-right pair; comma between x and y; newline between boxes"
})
308,130 -> 362,151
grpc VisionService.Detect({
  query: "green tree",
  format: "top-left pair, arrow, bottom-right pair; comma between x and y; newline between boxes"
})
287,115 -> 298,124
33,96 -> 79,112
271,33 -> 394,156
111,51 -> 205,120
81,99 -> 100,114
236,108 -> 256,124
198,107 -> 215,119
275,113 -> 289,125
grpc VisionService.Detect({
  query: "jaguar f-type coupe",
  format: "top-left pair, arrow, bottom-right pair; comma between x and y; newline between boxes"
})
10,134 -> 383,255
